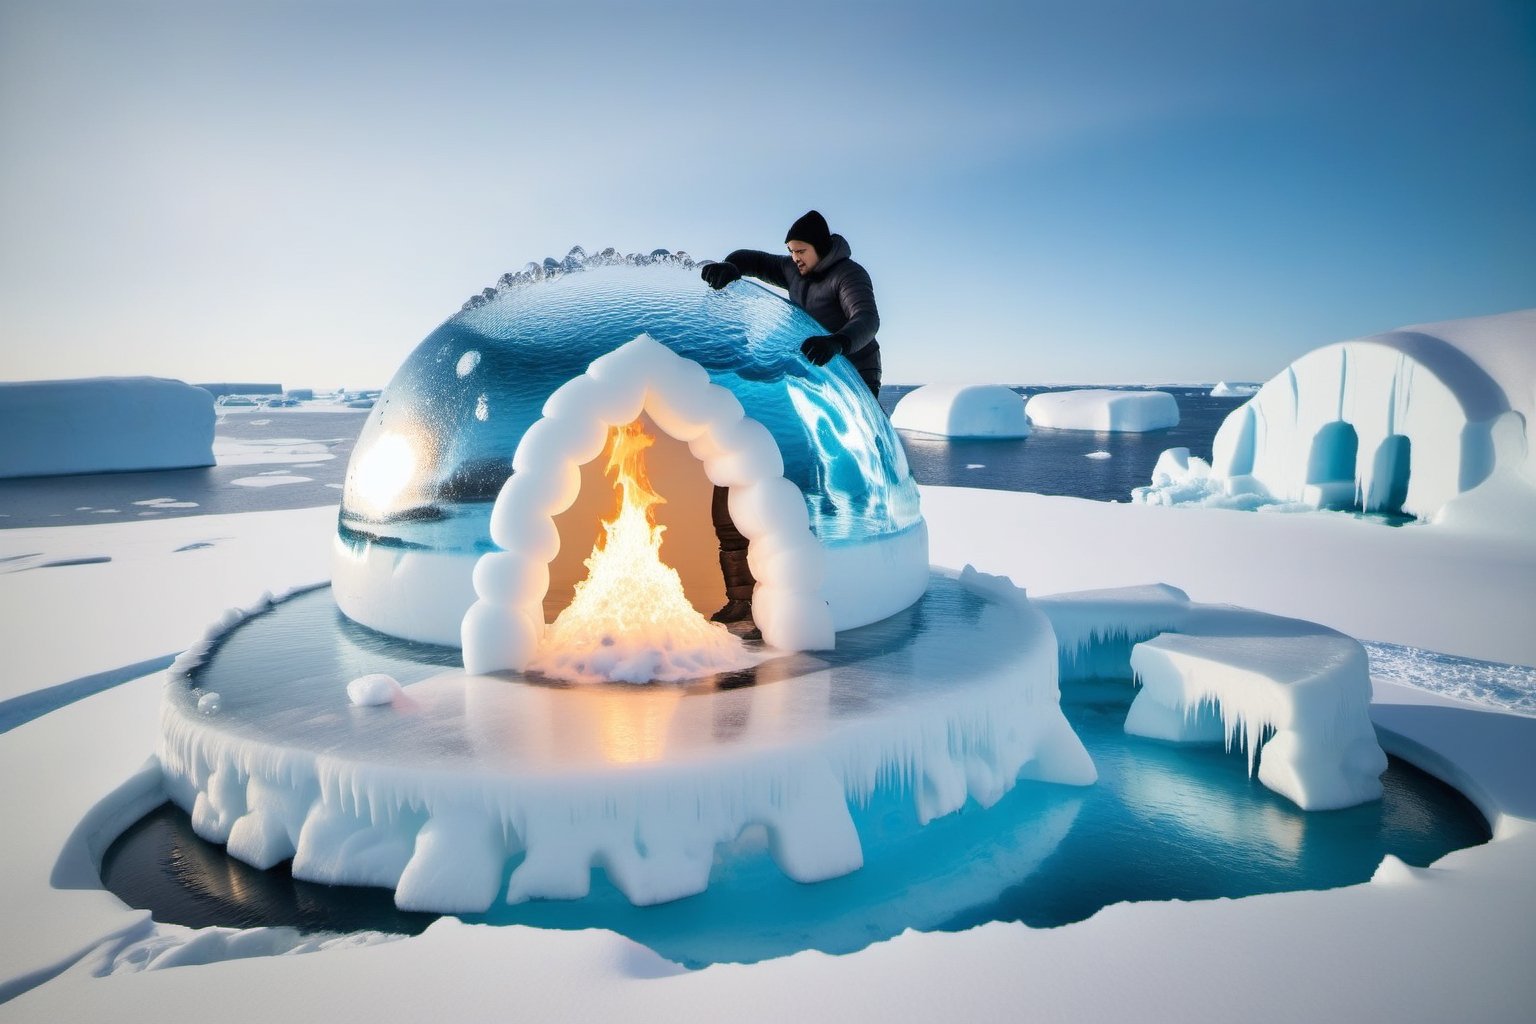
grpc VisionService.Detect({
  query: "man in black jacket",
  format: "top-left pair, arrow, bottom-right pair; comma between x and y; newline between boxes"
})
701,209 -> 882,396
699,211 -> 884,629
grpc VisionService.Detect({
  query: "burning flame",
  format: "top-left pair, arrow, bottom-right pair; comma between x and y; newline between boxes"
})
530,420 -> 757,685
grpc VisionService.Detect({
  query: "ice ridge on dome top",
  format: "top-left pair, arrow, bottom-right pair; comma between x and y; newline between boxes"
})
463,246 -> 699,310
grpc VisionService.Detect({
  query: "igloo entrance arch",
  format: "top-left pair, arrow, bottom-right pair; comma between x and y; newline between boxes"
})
463,335 -> 835,676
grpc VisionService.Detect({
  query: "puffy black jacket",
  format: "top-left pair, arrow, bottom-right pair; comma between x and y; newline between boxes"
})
723,235 -> 881,375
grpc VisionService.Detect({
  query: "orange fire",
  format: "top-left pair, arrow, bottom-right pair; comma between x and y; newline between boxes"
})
530,420 -> 754,684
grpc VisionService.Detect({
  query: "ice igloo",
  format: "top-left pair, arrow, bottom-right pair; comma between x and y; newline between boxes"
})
1140,310 -> 1536,520
332,249 -> 928,654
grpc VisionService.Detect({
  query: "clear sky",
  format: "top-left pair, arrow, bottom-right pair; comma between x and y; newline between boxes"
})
2,0 -> 1533,389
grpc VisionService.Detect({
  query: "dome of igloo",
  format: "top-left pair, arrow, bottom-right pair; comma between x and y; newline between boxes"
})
337,248 -> 921,562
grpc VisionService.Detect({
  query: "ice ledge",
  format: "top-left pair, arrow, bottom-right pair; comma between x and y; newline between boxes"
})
158,569 -> 1093,913
1035,584 -> 1387,810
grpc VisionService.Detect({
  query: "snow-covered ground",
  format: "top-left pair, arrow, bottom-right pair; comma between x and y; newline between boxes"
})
1,483 -> 1533,1020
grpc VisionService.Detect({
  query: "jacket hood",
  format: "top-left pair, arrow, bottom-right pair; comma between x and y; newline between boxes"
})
810,234 -> 851,277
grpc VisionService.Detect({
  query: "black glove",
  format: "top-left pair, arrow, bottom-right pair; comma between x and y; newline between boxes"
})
701,262 -> 742,289
800,333 -> 848,366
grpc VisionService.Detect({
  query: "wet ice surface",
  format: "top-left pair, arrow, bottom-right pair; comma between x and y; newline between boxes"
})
0,409 -> 367,527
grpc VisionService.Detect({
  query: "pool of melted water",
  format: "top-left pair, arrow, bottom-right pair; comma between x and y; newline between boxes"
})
103,675 -> 1488,966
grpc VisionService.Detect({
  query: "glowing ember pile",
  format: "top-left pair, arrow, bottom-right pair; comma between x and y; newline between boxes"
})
528,421 -> 762,684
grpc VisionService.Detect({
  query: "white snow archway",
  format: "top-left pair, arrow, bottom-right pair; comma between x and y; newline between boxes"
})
462,334 -> 835,675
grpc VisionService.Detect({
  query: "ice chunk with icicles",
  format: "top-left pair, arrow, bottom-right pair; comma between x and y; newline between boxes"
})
1126,605 -> 1387,810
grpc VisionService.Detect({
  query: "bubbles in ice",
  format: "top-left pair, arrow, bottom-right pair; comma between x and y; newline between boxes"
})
463,245 -> 697,310
197,692 -> 221,714
474,394 -> 489,422
456,350 -> 481,378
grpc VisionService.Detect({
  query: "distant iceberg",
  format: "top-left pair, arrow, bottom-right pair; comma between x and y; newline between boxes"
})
1209,381 -> 1259,397
890,384 -> 1029,438
1025,389 -> 1179,432
0,377 -> 214,479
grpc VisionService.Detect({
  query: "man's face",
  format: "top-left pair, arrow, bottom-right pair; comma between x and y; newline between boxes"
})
787,241 -> 820,276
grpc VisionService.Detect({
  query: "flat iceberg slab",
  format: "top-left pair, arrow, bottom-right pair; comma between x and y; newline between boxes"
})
1032,583 -> 1387,810
1127,606 -> 1388,810
158,569 -> 1093,914
0,377 -> 215,478
890,385 -> 1030,438
1025,389 -> 1179,432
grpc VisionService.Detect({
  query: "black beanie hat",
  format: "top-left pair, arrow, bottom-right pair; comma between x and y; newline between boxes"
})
785,210 -> 832,256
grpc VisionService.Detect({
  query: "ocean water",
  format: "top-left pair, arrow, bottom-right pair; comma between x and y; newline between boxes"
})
880,384 -> 1245,502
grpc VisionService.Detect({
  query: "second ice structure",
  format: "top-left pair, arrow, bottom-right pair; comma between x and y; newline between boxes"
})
155,249 -> 1388,914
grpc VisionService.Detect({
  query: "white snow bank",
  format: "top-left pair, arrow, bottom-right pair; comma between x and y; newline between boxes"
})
923,486 -> 1536,668
0,377 -> 214,479
1144,309 -> 1536,522
1210,382 -> 1260,397
889,385 -> 1030,438
0,507 -> 337,704
1025,389 -> 1179,432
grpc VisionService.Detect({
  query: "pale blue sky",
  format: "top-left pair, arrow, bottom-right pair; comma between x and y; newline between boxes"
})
2,0 -> 1532,388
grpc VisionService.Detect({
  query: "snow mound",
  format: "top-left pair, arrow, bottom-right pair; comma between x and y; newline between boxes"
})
889,385 -> 1030,438
0,377 -> 215,479
1025,389 -> 1179,432
1138,309 -> 1536,525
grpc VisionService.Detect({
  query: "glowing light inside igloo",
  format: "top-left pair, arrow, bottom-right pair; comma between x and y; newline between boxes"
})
527,420 -> 760,685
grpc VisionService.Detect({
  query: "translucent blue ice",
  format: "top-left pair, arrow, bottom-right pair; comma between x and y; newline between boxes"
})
339,249 -> 920,557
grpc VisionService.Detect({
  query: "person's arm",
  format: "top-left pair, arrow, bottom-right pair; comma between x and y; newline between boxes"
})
724,249 -> 794,288
833,264 -> 880,356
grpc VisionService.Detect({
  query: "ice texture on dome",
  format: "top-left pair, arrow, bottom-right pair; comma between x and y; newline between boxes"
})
338,250 -> 919,564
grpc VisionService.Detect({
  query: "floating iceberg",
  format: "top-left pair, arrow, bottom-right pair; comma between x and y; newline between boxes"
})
1135,309 -> 1536,524
1209,381 -> 1259,397
333,250 -> 926,647
1025,389 -> 1179,432
0,377 -> 215,479
890,384 -> 1030,438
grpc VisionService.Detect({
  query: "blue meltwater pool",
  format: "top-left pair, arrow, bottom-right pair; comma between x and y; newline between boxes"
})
102,590 -> 1488,967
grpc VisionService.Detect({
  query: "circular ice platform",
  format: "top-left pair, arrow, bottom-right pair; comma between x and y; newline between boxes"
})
159,570 -> 1094,913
